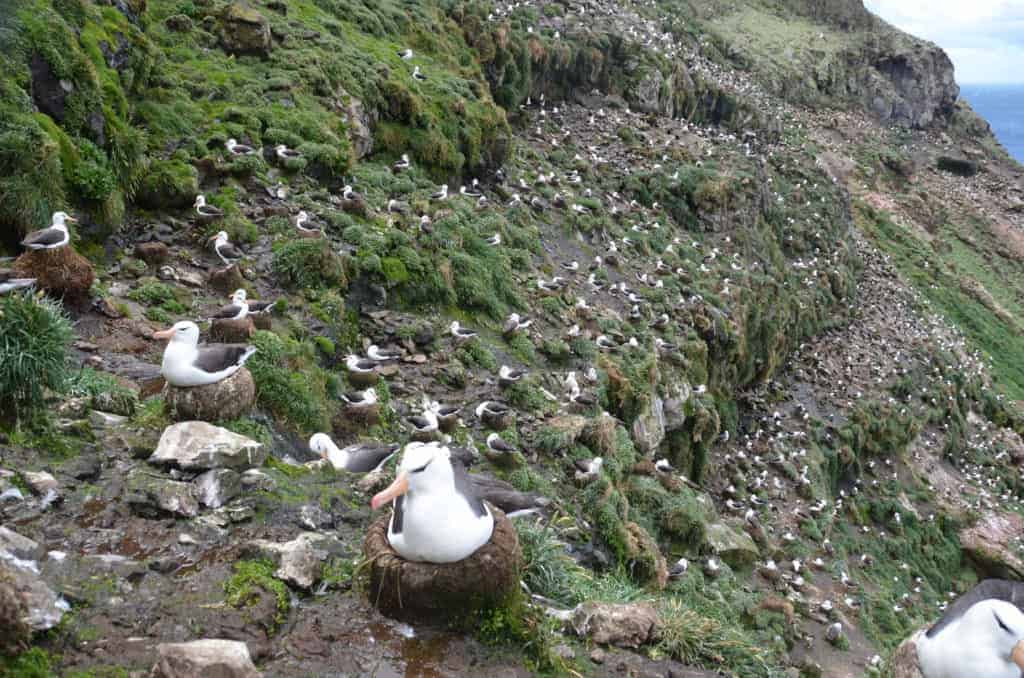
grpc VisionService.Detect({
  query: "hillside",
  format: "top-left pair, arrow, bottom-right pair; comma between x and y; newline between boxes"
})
1,0 -> 1023,676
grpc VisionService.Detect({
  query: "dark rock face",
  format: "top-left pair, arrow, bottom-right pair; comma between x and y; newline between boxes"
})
30,54 -> 70,123
936,155 -> 979,177
864,46 -> 959,128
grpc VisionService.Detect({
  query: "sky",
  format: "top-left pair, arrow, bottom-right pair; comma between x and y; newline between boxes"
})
864,0 -> 1024,84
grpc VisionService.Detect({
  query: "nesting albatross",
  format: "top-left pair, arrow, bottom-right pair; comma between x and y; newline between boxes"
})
21,212 -> 75,250
916,579 -> 1024,678
153,321 -> 256,387
370,441 -> 493,563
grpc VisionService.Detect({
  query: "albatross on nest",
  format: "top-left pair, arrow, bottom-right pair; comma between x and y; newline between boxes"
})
153,321 -> 256,387
917,579 -> 1024,678
371,442 -> 493,563
21,212 -> 75,250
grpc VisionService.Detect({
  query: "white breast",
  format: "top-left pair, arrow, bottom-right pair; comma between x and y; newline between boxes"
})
388,490 -> 493,563
918,625 -> 1020,678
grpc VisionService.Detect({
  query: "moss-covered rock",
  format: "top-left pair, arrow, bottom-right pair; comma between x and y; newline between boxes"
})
134,159 -> 198,210
218,3 -> 271,58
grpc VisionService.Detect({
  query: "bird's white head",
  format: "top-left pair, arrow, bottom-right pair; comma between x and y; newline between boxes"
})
231,289 -> 247,303
51,211 -> 77,229
308,433 -> 336,458
194,195 -> 206,208
960,599 -> 1024,672
152,320 -> 200,345
226,138 -> 238,148
275,144 -> 287,152
371,442 -> 451,509
212,230 -> 229,243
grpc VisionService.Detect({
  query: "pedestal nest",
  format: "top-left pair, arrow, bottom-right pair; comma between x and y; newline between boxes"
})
163,367 -> 255,422
13,247 -> 95,307
362,506 -> 522,619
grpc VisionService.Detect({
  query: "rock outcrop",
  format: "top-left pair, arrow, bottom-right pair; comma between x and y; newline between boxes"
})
571,601 -> 660,649
959,511 -> 1024,579
149,421 -> 265,471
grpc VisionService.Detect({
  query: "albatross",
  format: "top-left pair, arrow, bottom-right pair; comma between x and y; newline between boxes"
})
917,579 -> 1024,678
209,231 -> 243,266
371,442 -> 493,563
308,434 -> 397,473
21,212 -> 75,250
0,270 -> 36,294
208,289 -> 249,321
152,321 -> 256,387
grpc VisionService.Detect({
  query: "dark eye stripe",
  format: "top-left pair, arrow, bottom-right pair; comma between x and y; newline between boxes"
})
994,612 -> 1013,634
410,460 -> 431,474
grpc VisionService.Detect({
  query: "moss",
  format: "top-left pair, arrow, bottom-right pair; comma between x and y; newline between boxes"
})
134,158 -> 197,209
223,559 -> 289,633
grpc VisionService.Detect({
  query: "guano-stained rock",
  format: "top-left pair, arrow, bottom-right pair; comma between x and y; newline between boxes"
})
150,421 -> 265,471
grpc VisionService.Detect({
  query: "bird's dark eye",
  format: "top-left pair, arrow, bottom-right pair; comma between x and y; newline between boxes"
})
994,612 -> 1013,634
409,461 -> 431,474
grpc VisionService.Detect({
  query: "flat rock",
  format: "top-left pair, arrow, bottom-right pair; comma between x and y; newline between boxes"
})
571,601 -> 659,649
125,468 -> 200,518
150,421 -> 265,471
22,471 -> 58,496
703,521 -> 760,568
151,639 -> 260,678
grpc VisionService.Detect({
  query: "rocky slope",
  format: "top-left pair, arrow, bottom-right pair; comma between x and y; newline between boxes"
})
1,0 -> 1023,676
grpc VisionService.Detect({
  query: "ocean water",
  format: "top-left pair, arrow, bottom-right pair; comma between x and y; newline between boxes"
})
959,84 -> 1024,164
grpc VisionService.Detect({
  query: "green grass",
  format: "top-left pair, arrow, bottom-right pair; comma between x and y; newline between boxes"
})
0,291 -> 74,415
858,203 -> 1024,400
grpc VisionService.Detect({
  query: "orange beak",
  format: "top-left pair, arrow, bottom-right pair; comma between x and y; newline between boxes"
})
1012,640 -> 1024,670
152,328 -> 175,340
371,472 -> 408,510
66,216 -> 78,223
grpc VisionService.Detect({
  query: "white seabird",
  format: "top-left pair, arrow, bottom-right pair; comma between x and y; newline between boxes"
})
21,212 -> 75,250
309,433 -> 398,473
917,579 -> 1024,678
371,442 -> 493,563
152,321 -> 256,387
208,231 -> 243,266
208,289 -> 249,321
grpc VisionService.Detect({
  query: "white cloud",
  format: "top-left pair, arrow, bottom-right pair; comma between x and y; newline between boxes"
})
865,0 -> 1024,83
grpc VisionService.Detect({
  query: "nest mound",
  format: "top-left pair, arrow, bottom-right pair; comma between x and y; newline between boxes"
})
163,367 -> 255,422
363,506 -> 521,619
13,247 -> 95,307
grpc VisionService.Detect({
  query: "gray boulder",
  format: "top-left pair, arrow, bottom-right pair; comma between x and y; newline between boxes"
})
571,601 -> 660,649
125,468 -> 200,518
149,421 -> 265,471
151,639 -> 260,678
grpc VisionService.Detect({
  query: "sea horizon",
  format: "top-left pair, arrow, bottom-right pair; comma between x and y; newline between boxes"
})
958,82 -> 1024,165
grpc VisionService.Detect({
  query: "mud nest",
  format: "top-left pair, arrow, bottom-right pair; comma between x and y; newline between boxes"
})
0,562 -> 30,657
163,367 -> 255,422
362,506 -> 522,619
13,246 -> 95,307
